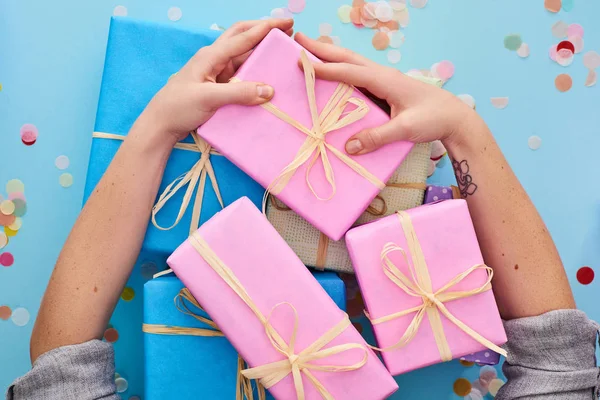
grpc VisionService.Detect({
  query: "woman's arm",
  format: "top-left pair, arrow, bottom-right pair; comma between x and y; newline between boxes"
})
30,18 -> 294,363
294,33 -> 575,320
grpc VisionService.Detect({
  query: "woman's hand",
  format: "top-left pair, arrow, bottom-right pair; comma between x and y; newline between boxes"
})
139,19 -> 294,143
294,32 -> 481,155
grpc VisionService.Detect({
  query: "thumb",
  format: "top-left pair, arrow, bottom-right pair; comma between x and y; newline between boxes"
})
345,116 -> 412,155
206,81 -> 274,108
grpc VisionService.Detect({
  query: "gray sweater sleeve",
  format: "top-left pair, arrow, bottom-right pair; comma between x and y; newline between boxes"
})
6,340 -> 119,400
497,309 -> 600,399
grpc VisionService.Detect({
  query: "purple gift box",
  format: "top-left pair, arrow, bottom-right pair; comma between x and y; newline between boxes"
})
423,185 -> 461,204
460,349 -> 501,366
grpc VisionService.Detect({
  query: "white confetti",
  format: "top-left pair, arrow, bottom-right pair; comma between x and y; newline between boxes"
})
389,0 -> 407,11
270,8 -> 286,18
375,1 -> 394,22
331,36 -> 341,46
395,8 -> 410,27
585,69 -> 597,87
528,135 -> 542,150
55,155 -> 70,170
11,307 -> 30,327
490,97 -> 509,109
583,51 -> 600,69
167,6 -> 182,22
556,50 -> 574,67
429,62 -> 440,79
387,49 -> 402,64
115,377 -> 129,393
551,21 -> 568,38
517,43 -> 530,58
113,5 -> 127,17
388,30 -> 405,48
410,0 -> 428,8
465,388 -> 484,400
319,23 -> 333,37
568,35 -> 584,53
457,94 -> 476,109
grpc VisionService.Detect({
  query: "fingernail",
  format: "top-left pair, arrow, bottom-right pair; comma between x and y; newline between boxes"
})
257,85 -> 274,99
346,139 -> 363,154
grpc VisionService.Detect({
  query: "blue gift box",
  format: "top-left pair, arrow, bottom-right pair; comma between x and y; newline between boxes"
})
143,272 -> 346,399
83,17 -> 265,258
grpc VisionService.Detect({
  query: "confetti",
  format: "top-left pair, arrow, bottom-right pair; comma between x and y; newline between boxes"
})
556,48 -> 574,67
504,34 -> 522,51
557,40 -> 574,53
0,252 -> 14,267
389,0 -> 406,10
466,389 -> 483,400
528,135 -> 542,150
459,359 -> 475,367
1,200 -> 15,216
517,43 -> 530,58
372,31 -> 390,50
271,8 -> 286,18
6,179 -> 24,194
567,23 -> 584,38
583,51 -> 600,69
350,7 -> 362,25
317,36 -> 334,44
488,378 -> 505,397
338,5 -> 353,23
562,0 -> 574,11
568,35 -> 583,53
209,23 -> 225,31
0,213 -> 15,227
436,60 -> 455,81
59,173 -> 74,188
479,365 -> 498,382
20,123 -> 38,146
544,0 -> 562,13
577,266 -> 594,284
551,21 -> 568,38
375,1 -> 394,22
410,0 -> 428,8
115,377 -> 129,393
11,307 -> 30,326
288,0 -> 306,13
555,73 -> 572,92
11,199 -> 26,217
104,327 -> 120,343
121,287 -> 135,301
387,49 -> 402,64
0,306 -> 11,320
319,23 -> 333,37
5,226 -> 17,238
585,69 -> 597,87
55,155 -> 70,170
167,6 -> 182,22
141,261 -> 159,279
490,97 -> 509,109
8,217 -> 22,231
113,5 -> 127,16
0,232 -> 7,249
453,378 -> 472,396
548,44 -> 558,61
458,94 -> 476,109
331,36 -> 342,46
388,30 -> 404,48
471,379 -> 489,396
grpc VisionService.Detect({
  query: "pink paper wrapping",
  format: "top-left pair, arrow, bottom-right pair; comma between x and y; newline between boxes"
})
345,200 -> 507,375
168,197 -> 398,399
198,29 -> 413,241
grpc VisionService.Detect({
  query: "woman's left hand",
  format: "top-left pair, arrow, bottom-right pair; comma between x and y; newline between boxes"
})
138,18 -> 294,143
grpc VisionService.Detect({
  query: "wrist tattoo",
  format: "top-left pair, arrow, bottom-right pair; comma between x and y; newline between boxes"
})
452,158 -> 478,198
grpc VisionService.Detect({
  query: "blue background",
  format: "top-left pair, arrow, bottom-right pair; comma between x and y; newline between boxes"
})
1,0 -> 599,398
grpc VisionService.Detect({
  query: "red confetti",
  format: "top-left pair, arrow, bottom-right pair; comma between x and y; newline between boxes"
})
0,306 -> 11,320
577,266 -> 594,285
0,252 -> 13,267
103,327 -> 119,343
557,40 -> 575,53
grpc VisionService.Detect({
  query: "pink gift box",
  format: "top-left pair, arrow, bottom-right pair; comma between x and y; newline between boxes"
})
345,200 -> 507,375
168,197 -> 398,399
198,29 -> 413,241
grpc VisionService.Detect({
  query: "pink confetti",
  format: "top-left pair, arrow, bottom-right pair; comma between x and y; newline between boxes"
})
20,124 -> 38,145
567,23 -> 584,38
287,0 -> 306,13
548,44 -> 558,61
568,35 -> 584,53
436,60 -> 455,81
8,192 -> 26,201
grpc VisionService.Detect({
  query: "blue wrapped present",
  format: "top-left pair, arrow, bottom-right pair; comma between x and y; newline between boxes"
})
143,272 -> 345,399
83,17 -> 264,259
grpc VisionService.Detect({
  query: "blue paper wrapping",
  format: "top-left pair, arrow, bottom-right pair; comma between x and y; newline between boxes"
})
83,17 -> 265,258
144,272 -> 346,399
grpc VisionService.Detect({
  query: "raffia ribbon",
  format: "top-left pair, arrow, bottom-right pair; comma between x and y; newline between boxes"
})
142,288 -> 266,400
92,131 -> 224,235
231,50 -> 385,203
188,231 -> 368,400
367,210 -> 507,360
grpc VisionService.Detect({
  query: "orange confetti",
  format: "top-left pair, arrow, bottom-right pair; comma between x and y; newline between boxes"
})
453,378 -> 472,396
459,359 -> 476,367
555,73 -> 573,92
377,20 -> 399,30
372,31 -> 390,50
317,36 -> 334,44
0,213 -> 16,227
544,0 -> 562,12
350,7 -> 362,25
0,305 -> 11,320
352,0 -> 365,6
104,327 -> 119,343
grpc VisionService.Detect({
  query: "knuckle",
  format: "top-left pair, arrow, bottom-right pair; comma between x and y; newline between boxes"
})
364,128 -> 384,148
396,118 -> 413,138
340,48 -> 356,61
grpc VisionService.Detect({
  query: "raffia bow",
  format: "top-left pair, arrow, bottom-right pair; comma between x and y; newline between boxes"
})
231,50 -> 385,204
142,288 -> 266,400
188,231 -> 368,400
367,210 -> 507,360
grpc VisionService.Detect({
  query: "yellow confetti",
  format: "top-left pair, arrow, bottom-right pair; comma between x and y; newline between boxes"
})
488,378 -> 505,396
337,5 -> 352,23
121,287 -> 135,301
59,173 -> 73,188
8,217 -> 22,231
6,179 -> 25,194
4,226 -> 17,237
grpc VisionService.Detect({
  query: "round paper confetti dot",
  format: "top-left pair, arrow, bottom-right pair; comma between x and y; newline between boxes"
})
552,21 -> 568,38
472,379 -> 489,396
115,377 -> 129,393
567,23 -> 584,38
55,155 -> 70,170
319,23 -> 333,37
544,0 -> 562,13
338,5 -> 352,23
8,192 -> 25,201
271,8 -> 286,18
0,252 -> 14,267
331,36 -> 341,46
59,173 -> 74,188
0,213 -> 15,227
459,359 -> 475,367
20,124 -> 38,146
11,199 -> 26,218
562,0 -> 574,11
288,0 -> 306,13
410,0 -> 428,8
317,36 -> 334,44
548,44 -> 558,61
372,31 -> 390,50
389,0 -> 406,11
350,7 -> 362,25
113,5 -> 127,16
466,388 -> 483,400
583,51 -> 600,69
0,306 -> 11,320
458,94 -> 476,109
8,217 -> 20,231
557,40 -> 575,53
11,307 -> 30,326
436,60 -> 455,81
576,266 -> 594,285
167,6 -> 182,22
141,261 -> 159,279
375,2 -> 393,22
517,43 -> 530,58
504,34 -> 522,51
488,378 -> 505,396
556,49 -> 574,67
1,200 -> 15,216
387,49 -> 402,64
0,232 -> 7,249
555,73 -> 572,92
6,179 -> 24,194
387,30 -> 404,48
479,365 -> 498,382
585,69 -> 597,87
490,97 -> 509,109
104,327 -> 120,343
453,378 -> 472,396
396,8 -> 410,27
528,135 -> 542,150
121,287 -> 135,301
5,226 -> 17,238
569,35 -> 584,53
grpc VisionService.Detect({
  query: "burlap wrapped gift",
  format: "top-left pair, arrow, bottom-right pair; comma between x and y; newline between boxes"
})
266,142 -> 431,273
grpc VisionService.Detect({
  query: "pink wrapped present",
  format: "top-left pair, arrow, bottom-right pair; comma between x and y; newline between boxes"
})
168,197 -> 398,399
345,200 -> 507,375
198,29 -> 413,241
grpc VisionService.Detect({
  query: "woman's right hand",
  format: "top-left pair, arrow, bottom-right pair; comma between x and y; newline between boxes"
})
294,33 -> 484,155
